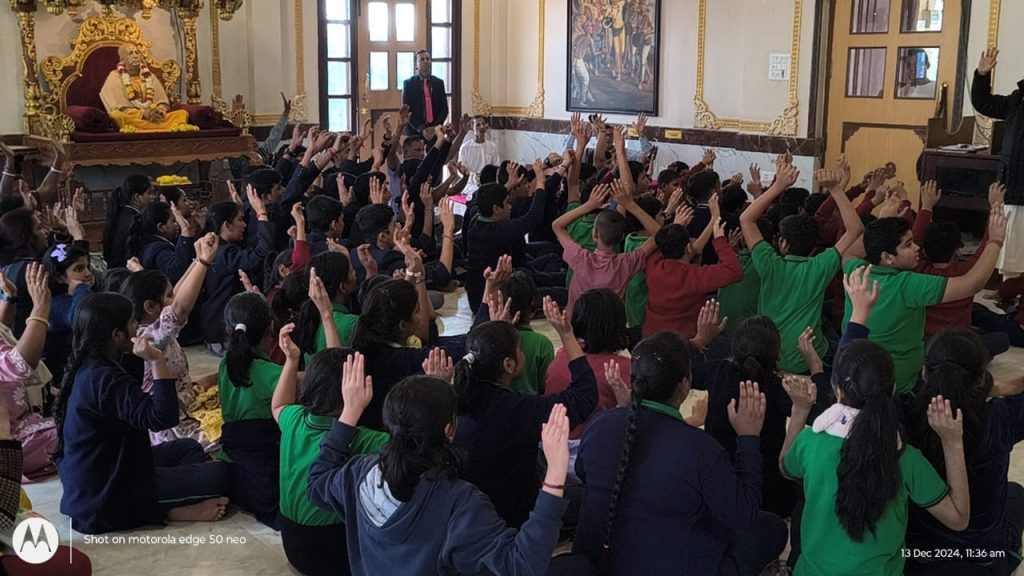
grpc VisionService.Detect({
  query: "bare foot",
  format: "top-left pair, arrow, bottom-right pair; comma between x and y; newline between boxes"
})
166,497 -> 229,522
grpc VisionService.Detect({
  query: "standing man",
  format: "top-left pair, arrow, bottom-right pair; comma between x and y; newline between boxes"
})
402,50 -> 448,137
457,116 -> 500,197
972,46 -> 1024,276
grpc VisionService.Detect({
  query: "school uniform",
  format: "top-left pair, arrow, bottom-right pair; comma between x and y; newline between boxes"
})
59,356 -> 228,534
574,401 -> 785,576
218,355 -> 284,528
278,405 -> 388,576
105,206 -> 139,269
563,241 -> 646,316
454,356 -> 597,527
138,234 -> 195,284
717,249 -> 761,335
545,350 -> 629,439
507,323 -> 554,395
307,421 -> 568,576
623,233 -> 649,330
44,284 -> 91,387
200,220 -> 275,345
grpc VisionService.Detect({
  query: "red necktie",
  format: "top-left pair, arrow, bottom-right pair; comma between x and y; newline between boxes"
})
423,77 -> 434,125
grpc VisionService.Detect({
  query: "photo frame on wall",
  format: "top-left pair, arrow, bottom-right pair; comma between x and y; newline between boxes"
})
567,0 -> 660,114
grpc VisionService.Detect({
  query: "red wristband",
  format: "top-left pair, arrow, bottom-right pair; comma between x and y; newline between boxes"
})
542,482 -> 564,490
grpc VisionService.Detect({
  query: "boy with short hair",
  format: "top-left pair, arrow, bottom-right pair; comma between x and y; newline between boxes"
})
304,195 -> 345,255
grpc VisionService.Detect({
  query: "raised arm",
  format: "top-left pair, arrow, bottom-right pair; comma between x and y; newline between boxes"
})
740,161 -> 799,248
971,48 -> 1011,120
34,142 -> 66,204
612,126 -> 634,196
819,159 -> 864,255
942,205 -> 1007,303
923,397 -> 971,530
271,323 -> 301,423
12,263 -> 50,369
612,179 -> 659,237
779,376 -> 816,478
552,183 -> 609,248
171,233 -> 218,323
567,113 -> 590,205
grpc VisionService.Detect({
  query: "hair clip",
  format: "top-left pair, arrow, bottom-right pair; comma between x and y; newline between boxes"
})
234,323 -> 247,333
462,352 -> 476,365
52,243 -> 68,263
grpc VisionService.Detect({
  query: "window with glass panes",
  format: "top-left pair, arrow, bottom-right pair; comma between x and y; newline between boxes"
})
429,0 -> 455,118
320,0 -> 355,132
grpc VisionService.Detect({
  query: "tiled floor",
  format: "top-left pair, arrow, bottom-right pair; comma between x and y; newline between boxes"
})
24,289 -> 1024,575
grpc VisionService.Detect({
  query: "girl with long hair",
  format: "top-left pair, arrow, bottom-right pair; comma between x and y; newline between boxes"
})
294,252 -> 358,358
307,355 -> 574,575
904,329 -> 1024,576
120,234 -> 218,452
128,200 -> 196,283
574,331 -> 786,575
55,293 -> 229,534
103,174 -> 155,269
41,243 -> 94,387
216,291 -> 282,528
453,296 -> 598,528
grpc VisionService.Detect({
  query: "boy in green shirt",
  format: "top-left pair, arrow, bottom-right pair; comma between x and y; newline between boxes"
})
716,229 -> 761,334
740,160 -> 864,373
501,271 -> 555,394
842,208 -> 1007,393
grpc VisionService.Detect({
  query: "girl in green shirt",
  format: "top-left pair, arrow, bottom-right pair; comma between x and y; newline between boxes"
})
294,251 -> 359,357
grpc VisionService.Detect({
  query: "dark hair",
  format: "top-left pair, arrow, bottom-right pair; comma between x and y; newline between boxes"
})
349,279 -> 418,352
0,208 -> 46,264
121,269 -> 170,322
910,329 -> 991,478
248,168 -> 282,199
453,321 -> 520,414
500,271 -> 539,323
0,195 -> 25,218
53,292 -> 135,461
624,196 -> 661,236
306,195 -> 345,234
603,332 -> 692,551
804,192 -> 829,216
270,270 -> 307,328
780,187 -> 810,216
355,204 -> 395,245
475,183 -> 509,218
479,164 -> 499,185
656,169 -> 681,189
263,249 -> 293,292
223,292 -> 272,388
778,214 -> 818,257
730,317 -> 780,386
104,174 -> 151,262
128,201 -> 174,258
206,201 -> 242,236
157,186 -> 183,206
864,217 -> 911,265
402,135 -> 425,152
624,160 -> 645,186
654,223 -> 690,260
101,267 -> 133,292
833,339 -> 903,542
594,209 -> 626,246
354,172 -> 388,206
720,185 -> 748,216
299,348 -> 354,416
687,171 -> 720,203
378,375 -> 460,502
42,243 -> 91,290
921,220 -> 961,264
572,288 -> 628,354
296,252 -> 352,355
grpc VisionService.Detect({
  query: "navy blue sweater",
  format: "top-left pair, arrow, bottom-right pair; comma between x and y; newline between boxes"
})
573,406 -> 763,575
58,356 -> 179,534
138,234 -> 195,283
307,421 -> 568,576
200,220 -> 275,343
454,356 -> 598,527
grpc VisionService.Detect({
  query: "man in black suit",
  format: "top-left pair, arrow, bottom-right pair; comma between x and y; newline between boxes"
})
401,50 -> 448,136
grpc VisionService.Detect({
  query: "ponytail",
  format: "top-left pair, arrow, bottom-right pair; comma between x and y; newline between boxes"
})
128,202 -> 174,259
452,321 -> 519,415
104,174 -> 151,261
833,340 -> 903,542
223,292 -> 272,388
296,252 -> 352,355
911,329 -> 991,478
378,375 -> 460,502
731,316 -> 780,388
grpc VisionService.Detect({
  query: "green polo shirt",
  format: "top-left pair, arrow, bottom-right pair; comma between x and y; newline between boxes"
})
783,427 -> 948,576
623,233 -> 649,328
278,405 -> 390,526
717,250 -> 760,334
217,355 -> 284,463
509,324 -> 555,395
751,242 -> 839,373
304,302 -> 360,365
565,201 -> 598,287
640,399 -> 683,421
841,259 -> 947,393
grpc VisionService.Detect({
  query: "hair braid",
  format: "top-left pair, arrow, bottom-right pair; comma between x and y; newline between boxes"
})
51,347 -> 92,462
602,383 -> 643,553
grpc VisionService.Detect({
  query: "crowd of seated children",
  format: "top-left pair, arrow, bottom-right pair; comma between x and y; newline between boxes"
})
4,96 -> 1024,576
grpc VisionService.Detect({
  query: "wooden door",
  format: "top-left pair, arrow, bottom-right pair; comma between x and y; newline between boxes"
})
824,0 -> 961,206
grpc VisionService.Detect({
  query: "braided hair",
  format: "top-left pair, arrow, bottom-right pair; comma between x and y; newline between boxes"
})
601,331 -> 692,562
52,292 -> 135,462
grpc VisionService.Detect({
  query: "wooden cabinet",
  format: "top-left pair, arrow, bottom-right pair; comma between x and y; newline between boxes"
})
920,148 -> 1000,237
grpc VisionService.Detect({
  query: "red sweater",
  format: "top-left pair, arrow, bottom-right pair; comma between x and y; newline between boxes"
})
643,237 -> 744,338
913,209 -> 986,338
545,349 -> 630,439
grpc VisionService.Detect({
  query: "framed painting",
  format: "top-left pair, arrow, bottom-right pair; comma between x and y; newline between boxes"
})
567,0 -> 660,114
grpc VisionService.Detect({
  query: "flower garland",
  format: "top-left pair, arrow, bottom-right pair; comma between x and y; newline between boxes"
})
117,61 -> 155,108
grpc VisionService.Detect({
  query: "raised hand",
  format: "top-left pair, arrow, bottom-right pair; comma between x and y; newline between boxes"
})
542,295 -> 572,335
728,381 -> 766,437
482,254 -> 513,299
712,218 -> 726,239
308,267 -> 333,316
23,262 -> 51,313
665,187 -> 685,215
610,178 -> 634,208
702,149 -> 716,166
776,163 -> 800,190
398,105 -> 411,127
238,269 -> 261,294
195,232 -> 219,263
844,264 -> 879,325
604,360 -> 632,407
988,181 -> 1006,207
131,334 -> 164,362
978,47 -> 999,75
400,190 -> 416,229
674,203 -> 695,227
540,403 -> 570,487
708,192 -> 721,221
369,175 -> 387,205
336,173 -> 354,207
692,298 -> 727,350
246,184 -> 267,217
439,197 -> 456,235
815,169 -> 840,191
325,237 -> 349,256
505,161 -> 525,190
356,244 -> 378,278
584,183 -> 612,211
797,327 -> 823,375
877,192 -> 909,219
927,395 -> 963,443
339,352 -> 374,426
278,322 -> 300,363
989,203 -> 1009,245
727,227 -> 744,250
633,112 -> 648,136
64,203 -> 85,241
782,375 -> 817,413
422,347 -> 454,383
485,291 -> 520,325
920,180 -> 942,211
126,257 -> 144,273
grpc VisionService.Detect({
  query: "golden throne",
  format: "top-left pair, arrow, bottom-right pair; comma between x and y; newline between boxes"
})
18,12 -> 257,169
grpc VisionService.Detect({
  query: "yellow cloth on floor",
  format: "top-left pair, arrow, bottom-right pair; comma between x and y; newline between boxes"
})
109,108 -> 190,132
187,384 -> 223,443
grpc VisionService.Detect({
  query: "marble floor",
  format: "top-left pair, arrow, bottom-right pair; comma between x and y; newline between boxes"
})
23,289 -> 1024,575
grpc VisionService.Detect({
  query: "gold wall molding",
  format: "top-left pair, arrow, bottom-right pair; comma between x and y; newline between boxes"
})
291,0 -> 306,121
975,0 -> 1001,144
693,0 -> 802,136
472,0 -> 544,117
209,0 -> 222,97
